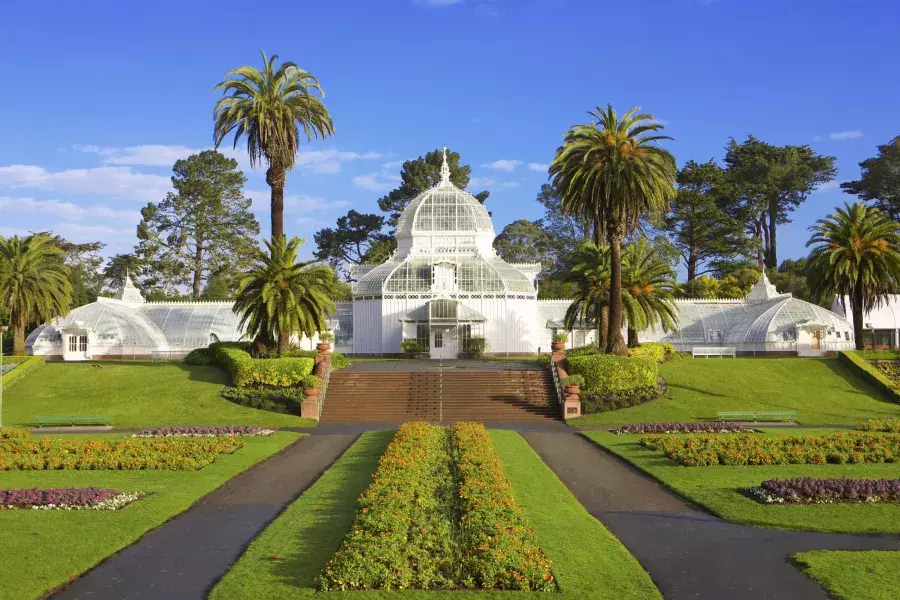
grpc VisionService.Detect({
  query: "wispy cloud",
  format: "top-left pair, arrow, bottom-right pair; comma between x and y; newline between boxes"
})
353,172 -> 401,192
0,196 -> 141,221
296,216 -> 331,229
469,177 -> 520,190
812,180 -> 844,194
483,159 -> 522,172
528,163 -> 549,173
381,160 -> 405,169
0,165 -> 171,203
828,131 -> 864,141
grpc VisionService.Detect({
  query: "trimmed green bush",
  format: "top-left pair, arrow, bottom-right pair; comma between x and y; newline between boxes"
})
465,336 -> 487,358
401,339 -> 426,354
184,348 -> 213,366
302,374 -> 323,389
220,386 -> 302,414
629,342 -> 676,363
566,344 -> 602,358
0,356 -> 44,388
213,345 -> 314,388
568,354 -> 658,394
839,351 -> 900,403
537,354 -> 551,368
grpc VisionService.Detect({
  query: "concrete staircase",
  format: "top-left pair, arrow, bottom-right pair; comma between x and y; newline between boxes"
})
319,368 -> 559,423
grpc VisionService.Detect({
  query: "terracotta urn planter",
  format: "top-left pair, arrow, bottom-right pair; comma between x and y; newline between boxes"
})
551,341 -> 565,352
565,384 -> 580,396
304,386 -> 321,400
316,342 -> 331,353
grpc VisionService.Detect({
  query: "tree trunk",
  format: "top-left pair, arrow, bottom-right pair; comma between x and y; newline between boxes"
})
761,217 -> 770,268
768,201 -> 778,268
754,220 -> 765,268
606,230 -> 628,356
593,206 -> 603,246
192,238 -> 203,299
266,165 -> 287,240
278,327 -> 291,356
582,220 -> 592,243
687,246 -> 697,281
12,318 -> 26,356
599,305 -> 609,350
627,327 -> 638,348
852,280 -> 865,350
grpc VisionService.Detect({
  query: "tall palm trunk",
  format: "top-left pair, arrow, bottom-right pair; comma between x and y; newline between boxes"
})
606,229 -> 628,356
627,327 -> 638,348
598,304 -> 609,349
278,327 -> 291,355
852,280 -> 865,350
266,165 -> 286,240
12,317 -> 26,356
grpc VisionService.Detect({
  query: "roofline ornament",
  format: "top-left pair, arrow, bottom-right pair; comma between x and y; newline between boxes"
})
440,146 -> 451,185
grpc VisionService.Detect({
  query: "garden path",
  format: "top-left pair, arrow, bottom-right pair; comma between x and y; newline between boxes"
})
51,433 -> 358,600
523,431 -> 900,599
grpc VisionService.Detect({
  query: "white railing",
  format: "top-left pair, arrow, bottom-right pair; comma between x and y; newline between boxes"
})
548,356 -> 566,416
692,346 -> 737,358
317,358 -> 333,419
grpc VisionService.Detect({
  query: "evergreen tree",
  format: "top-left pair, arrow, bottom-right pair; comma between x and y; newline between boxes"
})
841,136 -> 900,222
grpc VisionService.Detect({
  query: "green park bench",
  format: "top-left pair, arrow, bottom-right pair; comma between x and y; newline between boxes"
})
33,415 -> 113,428
716,410 -> 796,423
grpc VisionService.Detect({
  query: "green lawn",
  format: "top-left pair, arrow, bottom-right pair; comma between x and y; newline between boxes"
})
792,550 -> 900,600
2,362 -> 316,428
582,430 -> 900,534
572,358 -> 900,426
211,429 -> 660,599
0,431 -> 303,600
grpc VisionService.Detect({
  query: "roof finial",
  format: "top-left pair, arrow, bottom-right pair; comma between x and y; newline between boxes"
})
440,146 -> 450,185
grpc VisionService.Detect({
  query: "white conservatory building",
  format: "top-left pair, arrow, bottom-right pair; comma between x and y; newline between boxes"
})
26,150 -> 857,361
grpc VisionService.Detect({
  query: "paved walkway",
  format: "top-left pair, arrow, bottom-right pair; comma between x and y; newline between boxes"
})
52,433 -> 358,600
523,432 -> 900,600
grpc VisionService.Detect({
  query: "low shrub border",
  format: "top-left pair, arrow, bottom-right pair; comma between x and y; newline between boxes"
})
641,432 -> 900,466
220,387 -> 302,414
628,342 -> 676,363
0,427 -> 30,439
838,350 -> 900,402
451,422 -> 555,591
859,418 -> 900,433
132,426 -> 274,438
0,356 -> 44,389
749,477 -> 900,505
0,487 -> 144,510
610,422 -> 754,435
0,437 -> 245,470
210,343 -> 314,388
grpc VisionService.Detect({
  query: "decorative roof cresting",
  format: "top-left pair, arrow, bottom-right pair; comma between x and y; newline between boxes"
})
440,146 -> 451,185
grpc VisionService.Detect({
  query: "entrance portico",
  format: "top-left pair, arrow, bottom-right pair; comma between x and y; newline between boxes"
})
400,299 -> 486,359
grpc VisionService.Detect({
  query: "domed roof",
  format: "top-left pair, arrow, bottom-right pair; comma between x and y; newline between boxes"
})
30,297 -> 170,350
394,149 -> 494,238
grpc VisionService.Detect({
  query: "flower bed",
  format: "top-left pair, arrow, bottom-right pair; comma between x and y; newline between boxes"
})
450,422 -> 555,591
640,432 -> 900,466
0,437 -> 245,470
0,427 -> 30,440
0,487 -> 143,510
132,426 -> 274,438
873,361 -> 900,387
749,477 -> 900,505
320,422 -> 553,592
610,422 -> 754,435
858,418 -> 900,433
320,422 -> 455,590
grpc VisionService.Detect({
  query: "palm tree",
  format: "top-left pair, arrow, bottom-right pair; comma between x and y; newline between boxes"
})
807,202 -> 900,349
214,51 -> 335,240
563,242 -> 610,350
621,238 -> 678,347
0,235 -> 72,355
233,237 -> 339,355
551,105 -> 676,355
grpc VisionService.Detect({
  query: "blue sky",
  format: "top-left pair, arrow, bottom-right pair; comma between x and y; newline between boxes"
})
0,0 -> 898,273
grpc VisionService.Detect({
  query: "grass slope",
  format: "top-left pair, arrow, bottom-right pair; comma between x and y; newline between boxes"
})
0,431 -> 302,600
572,358 -> 900,426
792,550 -> 900,600
211,430 -> 660,599
2,362 -> 316,428
583,430 -> 900,534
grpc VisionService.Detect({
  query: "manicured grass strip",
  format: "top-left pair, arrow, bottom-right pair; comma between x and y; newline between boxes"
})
792,550 -> 900,600
211,430 -> 661,599
0,431 -> 302,600
584,430 -> 900,534
1,362 -> 316,428
571,358 -> 900,426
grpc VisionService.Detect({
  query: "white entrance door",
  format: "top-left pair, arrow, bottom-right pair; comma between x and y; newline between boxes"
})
430,326 -> 458,359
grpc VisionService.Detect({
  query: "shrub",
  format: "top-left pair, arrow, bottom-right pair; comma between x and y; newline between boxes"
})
401,339 -> 426,355
330,352 -> 349,369
641,432 -> 900,467
320,422 -> 455,591
610,422 -> 753,435
0,437 -> 245,470
302,374 -> 323,389
0,356 -> 43,388
873,361 -> 900,386
0,428 -> 30,440
132,426 -> 274,438
215,345 -> 314,388
839,351 -> 900,403
450,423 -> 555,591
552,333 -> 567,343
537,354 -> 551,368
0,487 -> 144,510
280,347 -> 348,370
629,342 -> 676,363
319,331 -> 335,343
465,336 -> 487,358
560,374 -> 585,387
568,354 -> 658,394
749,477 -> 900,505
184,348 -> 213,366
220,387 -> 301,414
565,344 -> 602,358
859,418 -> 900,433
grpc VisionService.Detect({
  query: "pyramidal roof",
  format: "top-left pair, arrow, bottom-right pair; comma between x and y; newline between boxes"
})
746,270 -> 786,302
113,273 -> 146,305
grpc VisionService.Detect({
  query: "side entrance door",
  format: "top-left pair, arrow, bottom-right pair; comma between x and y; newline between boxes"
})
430,326 -> 458,359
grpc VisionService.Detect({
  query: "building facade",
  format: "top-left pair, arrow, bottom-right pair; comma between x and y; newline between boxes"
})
831,295 -> 900,350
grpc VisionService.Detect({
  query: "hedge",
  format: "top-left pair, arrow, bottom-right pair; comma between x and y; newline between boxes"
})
0,356 -> 44,389
210,344 -> 314,388
839,351 -> 900,403
568,354 -> 658,394
628,342 -> 676,363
